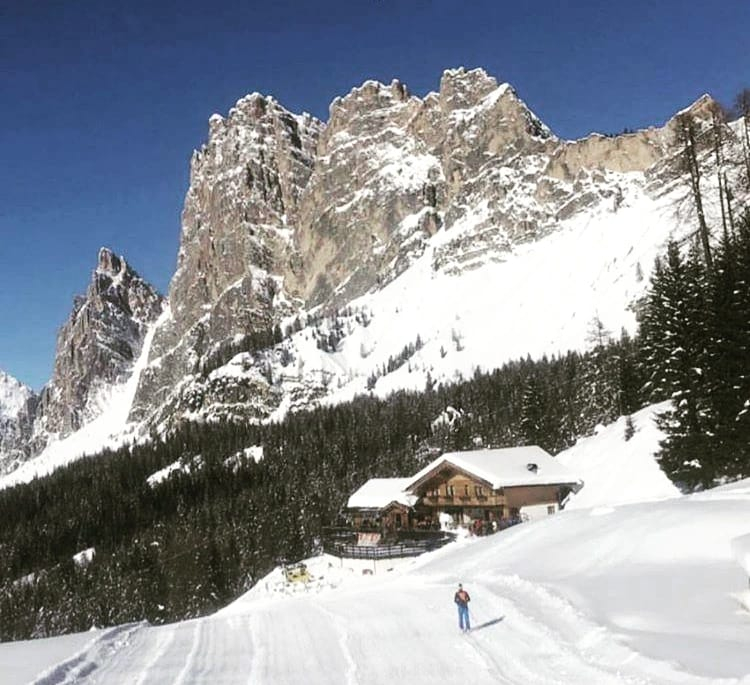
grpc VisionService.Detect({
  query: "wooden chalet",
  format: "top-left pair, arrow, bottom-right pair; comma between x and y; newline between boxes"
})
404,446 -> 582,527
331,447 -> 582,560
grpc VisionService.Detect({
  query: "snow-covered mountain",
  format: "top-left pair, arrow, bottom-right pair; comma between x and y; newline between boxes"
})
2,67 -> 749,481
2,406 -> 748,683
129,67 -> 748,433
0,370 -> 37,474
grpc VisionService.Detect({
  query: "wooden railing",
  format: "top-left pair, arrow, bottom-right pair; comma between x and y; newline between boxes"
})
323,533 -> 455,560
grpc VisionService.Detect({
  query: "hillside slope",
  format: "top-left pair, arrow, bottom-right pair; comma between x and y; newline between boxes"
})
6,482 -> 748,684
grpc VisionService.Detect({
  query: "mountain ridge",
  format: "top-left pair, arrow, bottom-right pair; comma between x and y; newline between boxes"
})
127,67 -> 740,434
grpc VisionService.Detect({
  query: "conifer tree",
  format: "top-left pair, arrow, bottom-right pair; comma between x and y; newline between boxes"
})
520,374 -> 549,448
676,112 -> 713,271
640,242 -> 715,487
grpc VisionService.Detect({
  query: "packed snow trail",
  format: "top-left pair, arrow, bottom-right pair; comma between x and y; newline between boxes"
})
28,568 -> 729,685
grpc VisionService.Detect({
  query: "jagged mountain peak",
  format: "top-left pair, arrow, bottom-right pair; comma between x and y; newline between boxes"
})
438,66 -> 503,105
209,90 -> 323,133
96,246 -> 124,275
333,77 -> 412,107
84,247 -> 162,325
326,78 -> 417,138
30,248 -> 165,446
0,370 -> 37,475
668,92 -> 723,130
0,370 -> 34,420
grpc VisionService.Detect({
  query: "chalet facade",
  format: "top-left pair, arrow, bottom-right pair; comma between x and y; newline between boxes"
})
405,446 -> 581,526
345,446 -> 582,533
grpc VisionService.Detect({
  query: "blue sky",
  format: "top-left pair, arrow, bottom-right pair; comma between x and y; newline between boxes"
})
1,0 -> 748,389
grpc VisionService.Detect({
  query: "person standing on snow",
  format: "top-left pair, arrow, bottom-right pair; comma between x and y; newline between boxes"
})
454,583 -> 471,632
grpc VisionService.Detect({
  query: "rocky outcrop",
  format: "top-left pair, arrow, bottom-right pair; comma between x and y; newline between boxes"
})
128,96 -> 322,423
294,78 -> 440,305
32,248 -> 164,449
0,371 -> 37,473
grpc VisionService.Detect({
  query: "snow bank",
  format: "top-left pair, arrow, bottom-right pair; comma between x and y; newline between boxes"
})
558,402 -> 679,509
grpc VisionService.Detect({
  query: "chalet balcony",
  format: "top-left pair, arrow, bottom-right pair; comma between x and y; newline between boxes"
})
422,494 -> 458,505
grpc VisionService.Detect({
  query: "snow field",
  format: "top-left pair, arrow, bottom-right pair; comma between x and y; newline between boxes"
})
303,178 -> 692,411
557,402 -> 679,510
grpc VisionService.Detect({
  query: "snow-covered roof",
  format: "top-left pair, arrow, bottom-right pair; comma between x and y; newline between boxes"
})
347,477 -> 418,509
405,446 -> 582,492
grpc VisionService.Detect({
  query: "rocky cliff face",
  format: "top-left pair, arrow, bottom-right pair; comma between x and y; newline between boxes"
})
125,67 -> 745,432
129,96 -> 322,425
31,248 -> 164,451
0,371 -> 37,473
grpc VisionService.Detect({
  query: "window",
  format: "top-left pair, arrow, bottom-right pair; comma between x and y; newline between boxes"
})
475,485 -> 484,497
445,485 -> 454,497
547,505 -> 556,515
464,484 -> 470,497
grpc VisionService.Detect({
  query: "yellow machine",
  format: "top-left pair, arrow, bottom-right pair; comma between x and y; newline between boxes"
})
283,562 -> 311,584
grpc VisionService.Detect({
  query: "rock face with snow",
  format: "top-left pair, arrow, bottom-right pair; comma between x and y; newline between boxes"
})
0,371 -> 38,474
125,67 -> 747,432
128,97 -> 322,425
31,248 -> 164,452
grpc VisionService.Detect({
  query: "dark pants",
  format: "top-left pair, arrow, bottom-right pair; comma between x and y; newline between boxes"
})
457,603 -> 470,631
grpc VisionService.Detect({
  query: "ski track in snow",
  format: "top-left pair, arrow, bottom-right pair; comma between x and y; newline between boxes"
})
33,572 -> 734,685
31,623 -> 145,685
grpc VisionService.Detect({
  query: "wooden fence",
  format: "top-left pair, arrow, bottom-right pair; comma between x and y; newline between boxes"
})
323,533 -> 455,560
